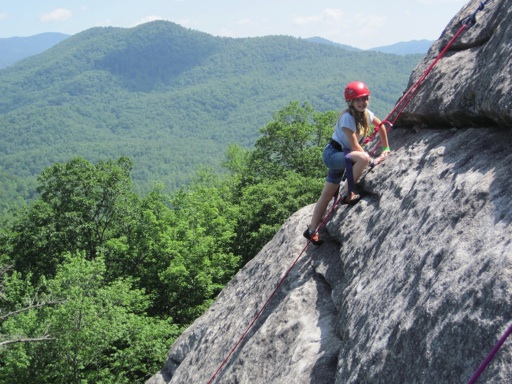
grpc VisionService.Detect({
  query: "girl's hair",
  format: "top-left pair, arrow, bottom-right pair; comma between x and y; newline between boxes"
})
342,99 -> 370,137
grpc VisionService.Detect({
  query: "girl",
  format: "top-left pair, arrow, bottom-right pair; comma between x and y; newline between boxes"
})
303,81 -> 390,245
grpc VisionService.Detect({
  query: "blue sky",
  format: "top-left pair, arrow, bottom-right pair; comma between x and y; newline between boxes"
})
0,0 -> 470,49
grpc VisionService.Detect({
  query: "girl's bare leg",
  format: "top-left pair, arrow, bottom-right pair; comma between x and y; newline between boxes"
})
308,182 -> 340,232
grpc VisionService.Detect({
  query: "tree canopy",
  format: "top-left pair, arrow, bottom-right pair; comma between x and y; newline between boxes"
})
0,21 -> 422,209
0,101 -> 337,382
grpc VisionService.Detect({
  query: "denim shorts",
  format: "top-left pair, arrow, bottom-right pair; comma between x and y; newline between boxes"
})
322,143 -> 347,184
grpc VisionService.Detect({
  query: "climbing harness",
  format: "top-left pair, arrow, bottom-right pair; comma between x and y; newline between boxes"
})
206,1 -> 497,383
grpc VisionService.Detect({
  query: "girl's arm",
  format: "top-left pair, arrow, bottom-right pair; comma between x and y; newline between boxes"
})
373,117 -> 390,153
372,117 -> 390,165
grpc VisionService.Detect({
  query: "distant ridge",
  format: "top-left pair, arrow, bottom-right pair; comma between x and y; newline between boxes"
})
0,33 -> 430,70
369,39 -> 433,55
305,36 -> 361,52
306,36 -> 433,55
0,32 -> 70,69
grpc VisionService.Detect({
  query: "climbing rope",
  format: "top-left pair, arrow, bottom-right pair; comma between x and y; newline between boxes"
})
467,322 -> 512,383
206,1 -> 496,383
364,0 -> 493,157
205,229 -> 328,384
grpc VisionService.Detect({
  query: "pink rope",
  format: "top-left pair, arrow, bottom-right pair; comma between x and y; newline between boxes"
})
467,322 -> 512,383
206,202 -> 336,383
207,3 -> 493,382
206,23 -> 470,384
366,22 -> 469,157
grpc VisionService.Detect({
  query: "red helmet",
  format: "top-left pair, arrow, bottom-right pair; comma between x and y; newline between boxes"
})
344,81 -> 370,102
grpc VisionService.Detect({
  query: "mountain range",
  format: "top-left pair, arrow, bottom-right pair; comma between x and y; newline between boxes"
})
306,36 -> 433,55
0,21 -> 424,210
0,32 -> 431,70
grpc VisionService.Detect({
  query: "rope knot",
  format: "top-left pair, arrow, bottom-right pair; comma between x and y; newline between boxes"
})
462,0 -> 490,28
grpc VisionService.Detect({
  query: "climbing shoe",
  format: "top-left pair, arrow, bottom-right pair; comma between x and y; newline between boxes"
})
341,191 -> 361,205
303,227 -> 323,246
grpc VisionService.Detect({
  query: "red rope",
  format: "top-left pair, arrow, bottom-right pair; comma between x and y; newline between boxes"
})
467,322 -> 512,383
205,24 -> 470,383
205,247 -> 306,384
365,22 -> 469,157
206,197 -> 340,384
207,4 -> 492,382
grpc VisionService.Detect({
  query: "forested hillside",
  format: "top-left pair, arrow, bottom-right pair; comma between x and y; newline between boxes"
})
0,20 -> 422,210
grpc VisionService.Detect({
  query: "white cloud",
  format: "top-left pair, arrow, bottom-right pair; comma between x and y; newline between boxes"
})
293,8 -> 387,42
323,8 -> 343,22
0,13 -> 8,20
40,8 -> 72,23
354,13 -> 388,28
293,14 -> 322,26
293,8 -> 343,26
217,19 -> 256,38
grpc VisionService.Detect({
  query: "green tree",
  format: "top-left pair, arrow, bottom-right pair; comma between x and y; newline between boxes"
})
250,101 -> 336,180
0,254 -> 178,384
4,157 -> 138,280
36,156 -> 136,258
233,172 -> 324,262
99,169 -> 240,323
0,100 -> 343,382
0,266 -> 58,349
156,170 -> 240,322
1,156 -> 241,325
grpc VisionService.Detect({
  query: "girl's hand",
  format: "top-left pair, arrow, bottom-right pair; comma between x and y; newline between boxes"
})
373,150 -> 390,165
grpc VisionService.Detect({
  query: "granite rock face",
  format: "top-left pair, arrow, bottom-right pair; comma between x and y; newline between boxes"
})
147,1 -> 512,382
147,127 -> 512,384
146,207 -> 343,384
397,0 -> 512,128
328,127 -> 512,383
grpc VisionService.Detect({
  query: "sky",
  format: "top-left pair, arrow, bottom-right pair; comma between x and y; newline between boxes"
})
0,0 -> 471,49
